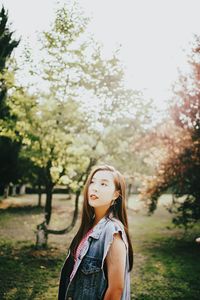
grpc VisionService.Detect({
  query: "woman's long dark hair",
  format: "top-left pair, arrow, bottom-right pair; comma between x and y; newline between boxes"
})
70,165 -> 133,271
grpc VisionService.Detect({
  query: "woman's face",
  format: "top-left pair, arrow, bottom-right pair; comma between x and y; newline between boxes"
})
88,170 -> 118,208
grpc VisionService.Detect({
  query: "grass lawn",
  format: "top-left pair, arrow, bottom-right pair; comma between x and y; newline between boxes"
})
0,194 -> 200,300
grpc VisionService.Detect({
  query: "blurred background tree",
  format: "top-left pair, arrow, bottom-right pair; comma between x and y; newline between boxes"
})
140,35 -> 200,229
0,6 -> 20,198
5,4 -> 148,247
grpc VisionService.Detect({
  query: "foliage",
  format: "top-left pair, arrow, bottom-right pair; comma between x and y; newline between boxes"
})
5,3 -> 142,230
0,6 -> 20,195
0,6 -> 19,109
140,35 -> 200,229
14,3 -> 145,193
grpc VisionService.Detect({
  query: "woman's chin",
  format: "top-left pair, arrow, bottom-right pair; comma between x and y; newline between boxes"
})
88,200 -> 97,207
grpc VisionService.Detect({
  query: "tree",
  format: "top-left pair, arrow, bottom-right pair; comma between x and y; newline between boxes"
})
0,6 -> 19,108
11,3 -> 140,247
140,35 -> 200,229
0,6 -> 20,197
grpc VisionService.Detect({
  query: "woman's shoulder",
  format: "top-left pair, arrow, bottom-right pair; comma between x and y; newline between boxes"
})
102,217 -> 128,249
105,216 -> 125,233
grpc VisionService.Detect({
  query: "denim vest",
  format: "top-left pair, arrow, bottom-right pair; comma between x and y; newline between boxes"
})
58,215 -> 131,300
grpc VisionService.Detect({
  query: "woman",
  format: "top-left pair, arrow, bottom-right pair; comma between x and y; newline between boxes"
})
58,165 -> 133,300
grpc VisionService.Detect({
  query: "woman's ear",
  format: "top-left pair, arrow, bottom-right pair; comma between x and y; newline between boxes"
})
114,190 -> 120,200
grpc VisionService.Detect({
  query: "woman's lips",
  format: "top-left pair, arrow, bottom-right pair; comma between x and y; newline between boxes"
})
90,194 -> 99,200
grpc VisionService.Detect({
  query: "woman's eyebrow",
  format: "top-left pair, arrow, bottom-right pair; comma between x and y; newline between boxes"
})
92,178 -> 110,182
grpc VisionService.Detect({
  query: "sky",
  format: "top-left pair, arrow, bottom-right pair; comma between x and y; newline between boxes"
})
1,0 -> 200,112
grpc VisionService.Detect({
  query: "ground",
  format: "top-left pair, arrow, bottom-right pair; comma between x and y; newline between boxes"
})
0,193 -> 200,300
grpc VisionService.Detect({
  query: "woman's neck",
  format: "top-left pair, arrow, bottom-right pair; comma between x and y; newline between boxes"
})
93,207 -> 107,226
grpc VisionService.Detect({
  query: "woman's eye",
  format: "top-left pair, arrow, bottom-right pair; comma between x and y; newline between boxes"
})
101,182 -> 107,186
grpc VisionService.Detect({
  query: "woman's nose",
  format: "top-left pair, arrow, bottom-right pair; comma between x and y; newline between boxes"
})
92,185 -> 98,192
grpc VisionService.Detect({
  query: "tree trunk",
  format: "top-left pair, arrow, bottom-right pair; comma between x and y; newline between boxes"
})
35,221 -> 48,249
19,184 -> 26,195
127,183 -> 132,209
37,184 -> 42,207
35,157 -> 97,247
12,185 -> 17,196
128,183 -> 132,198
47,190 -> 80,235
71,190 -> 80,226
3,184 -> 9,199
45,184 -> 54,225
35,183 -> 53,248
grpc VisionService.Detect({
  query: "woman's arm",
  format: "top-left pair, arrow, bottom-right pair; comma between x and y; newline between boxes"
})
103,232 -> 126,300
